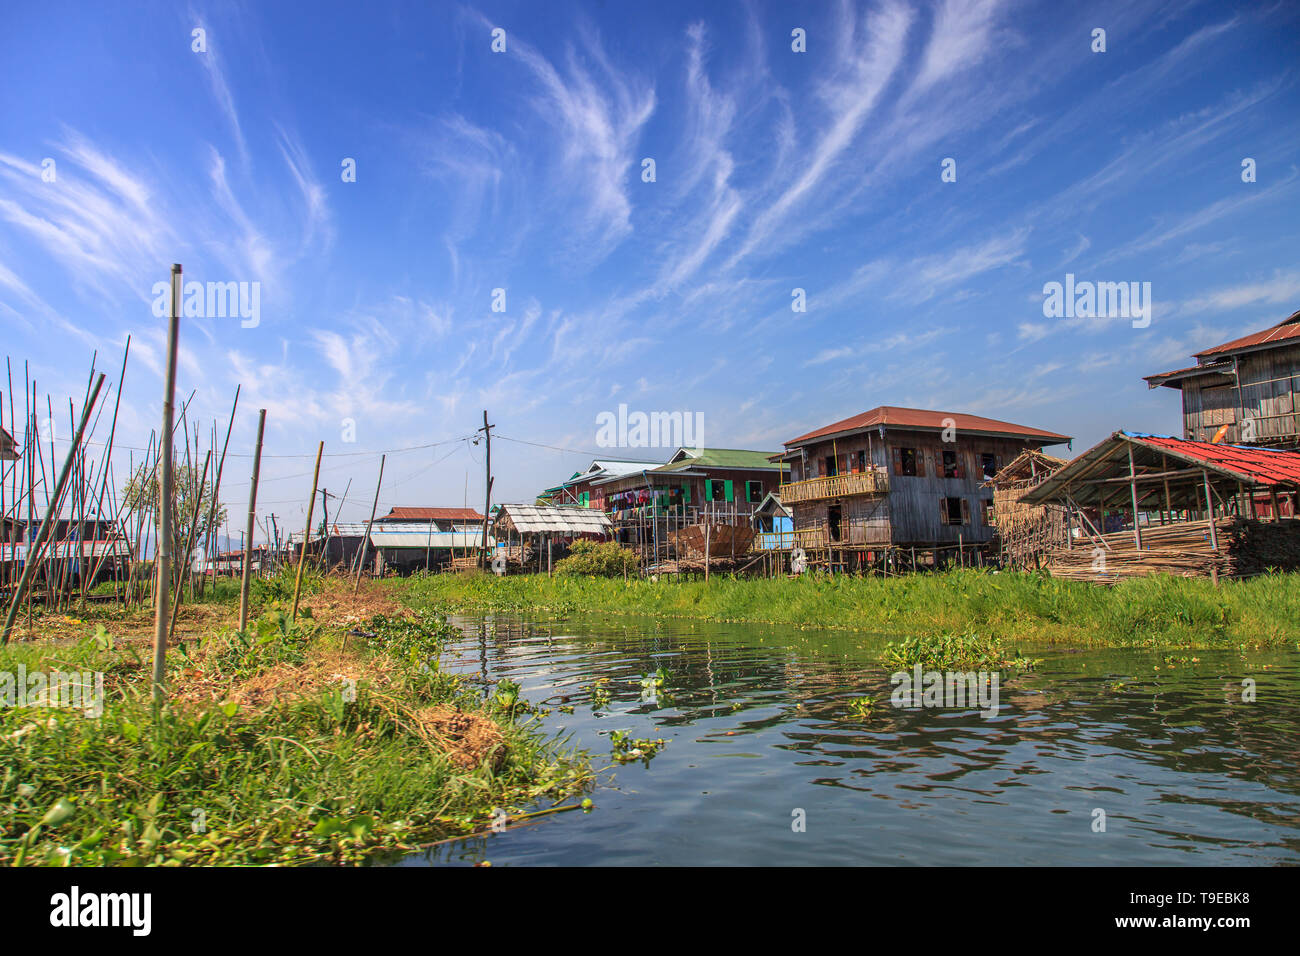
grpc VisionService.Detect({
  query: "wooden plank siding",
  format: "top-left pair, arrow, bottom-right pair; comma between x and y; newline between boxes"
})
1180,345 -> 1300,448
788,432 -> 1044,547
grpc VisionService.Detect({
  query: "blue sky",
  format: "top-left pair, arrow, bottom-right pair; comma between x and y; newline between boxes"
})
2,0 -> 1298,537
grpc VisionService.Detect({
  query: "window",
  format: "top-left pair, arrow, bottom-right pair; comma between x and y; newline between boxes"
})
981,453 -> 997,480
746,480 -> 762,503
896,447 -> 918,477
705,479 -> 718,501
824,456 -> 837,477
856,450 -> 866,473
940,496 -> 967,526
943,450 -> 958,478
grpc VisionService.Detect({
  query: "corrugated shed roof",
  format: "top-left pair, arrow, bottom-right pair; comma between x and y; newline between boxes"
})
1143,359 -> 1233,388
379,506 -> 484,522
369,530 -> 486,549
494,503 -> 612,534
563,459 -> 661,485
1193,309 -> 1300,358
786,406 -> 1071,446
1126,432 -> 1300,485
1021,430 -> 1300,506
656,447 -> 786,471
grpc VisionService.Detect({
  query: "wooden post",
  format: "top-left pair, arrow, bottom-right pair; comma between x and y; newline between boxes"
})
353,454 -> 385,595
1,374 -> 105,643
1127,446 -> 1143,550
1203,470 -> 1219,551
238,409 -> 266,630
149,264 -> 182,701
291,441 -> 323,624
704,521 -> 711,582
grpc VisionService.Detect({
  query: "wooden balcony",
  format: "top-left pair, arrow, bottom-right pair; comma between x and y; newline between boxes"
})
779,469 -> 888,504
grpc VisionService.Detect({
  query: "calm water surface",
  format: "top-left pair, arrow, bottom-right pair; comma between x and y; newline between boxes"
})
393,614 -> 1300,866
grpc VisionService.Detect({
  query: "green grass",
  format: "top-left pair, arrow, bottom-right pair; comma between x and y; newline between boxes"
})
0,599 -> 591,866
396,568 -> 1300,650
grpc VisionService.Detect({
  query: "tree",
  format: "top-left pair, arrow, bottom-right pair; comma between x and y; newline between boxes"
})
123,460 -> 227,564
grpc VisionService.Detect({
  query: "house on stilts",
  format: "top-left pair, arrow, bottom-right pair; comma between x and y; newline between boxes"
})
772,406 -> 1072,571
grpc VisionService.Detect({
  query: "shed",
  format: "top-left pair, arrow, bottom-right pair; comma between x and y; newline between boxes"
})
1021,431 -> 1300,581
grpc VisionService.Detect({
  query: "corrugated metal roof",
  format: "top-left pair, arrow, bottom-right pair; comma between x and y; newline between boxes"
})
655,447 -> 786,471
1194,309 -> 1300,358
786,406 -> 1071,446
1,541 -> 130,560
1126,432 -> 1300,485
1142,359 -> 1233,388
379,506 -> 484,522
1021,431 -> 1300,507
494,503 -> 612,534
369,531 -> 487,549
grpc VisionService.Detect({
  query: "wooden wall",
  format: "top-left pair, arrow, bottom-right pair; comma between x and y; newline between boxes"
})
1180,345 -> 1300,447
789,430 -> 1053,547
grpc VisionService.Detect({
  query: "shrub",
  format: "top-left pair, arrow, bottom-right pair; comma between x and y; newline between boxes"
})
553,540 -> 639,577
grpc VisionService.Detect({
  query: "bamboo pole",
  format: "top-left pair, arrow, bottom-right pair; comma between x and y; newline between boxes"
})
198,385 -> 240,599
2,374 -> 106,644
353,454 -> 385,595
151,264 -> 182,702
291,441 -> 324,624
1203,470 -> 1219,551
238,409 -> 266,630
169,447 -> 211,636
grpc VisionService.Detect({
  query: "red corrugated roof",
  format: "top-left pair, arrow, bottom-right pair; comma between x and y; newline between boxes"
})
1132,434 -> 1300,485
379,507 -> 485,521
1194,309 -> 1300,358
786,405 -> 1071,446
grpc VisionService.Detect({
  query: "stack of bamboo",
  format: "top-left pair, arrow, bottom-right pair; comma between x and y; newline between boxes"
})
1046,517 -> 1300,582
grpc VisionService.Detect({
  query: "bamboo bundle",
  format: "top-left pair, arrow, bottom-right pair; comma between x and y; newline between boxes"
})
1045,517 -> 1300,582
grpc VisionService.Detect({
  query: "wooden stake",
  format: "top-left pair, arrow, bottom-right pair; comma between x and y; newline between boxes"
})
238,409 -> 266,630
291,441 -> 323,624
150,265 -> 182,702
198,385 -> 240,598
2,375 -> 106,643
353,453 -> 385,595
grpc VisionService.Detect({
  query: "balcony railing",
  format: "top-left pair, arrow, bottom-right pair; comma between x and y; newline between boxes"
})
779,468 -> 888,504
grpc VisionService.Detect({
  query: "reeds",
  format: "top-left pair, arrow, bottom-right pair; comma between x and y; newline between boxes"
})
402,568 -> 1300,650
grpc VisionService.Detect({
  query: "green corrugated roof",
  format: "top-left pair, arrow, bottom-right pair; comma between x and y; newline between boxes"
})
654,448 -> 786,472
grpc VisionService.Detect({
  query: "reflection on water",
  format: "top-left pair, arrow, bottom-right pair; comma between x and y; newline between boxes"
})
392,615 -> 1300,866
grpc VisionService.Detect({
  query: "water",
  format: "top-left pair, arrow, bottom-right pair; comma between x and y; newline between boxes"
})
394,615 -> 1300,866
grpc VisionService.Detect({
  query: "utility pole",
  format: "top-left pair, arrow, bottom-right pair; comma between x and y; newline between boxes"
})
478,410 -> 494,569
319,487 -> 330,570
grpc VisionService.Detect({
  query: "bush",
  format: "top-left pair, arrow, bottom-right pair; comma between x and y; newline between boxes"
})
553,540 -> 639,577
